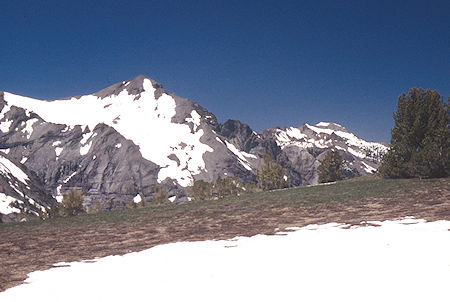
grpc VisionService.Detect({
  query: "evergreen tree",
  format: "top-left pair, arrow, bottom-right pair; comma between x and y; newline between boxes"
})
317,150 -> 344,183
189,180 -> 213,201
215,176 -> 242,198
379,88 -> 449,178
50,189 -> 85,217
257,153 -> 287,191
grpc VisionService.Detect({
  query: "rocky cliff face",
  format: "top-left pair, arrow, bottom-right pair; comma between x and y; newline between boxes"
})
0,151 -> 56,222
0,76 -> 388,219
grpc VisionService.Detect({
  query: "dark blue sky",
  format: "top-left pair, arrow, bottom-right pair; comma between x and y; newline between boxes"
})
1,0 -> 449,142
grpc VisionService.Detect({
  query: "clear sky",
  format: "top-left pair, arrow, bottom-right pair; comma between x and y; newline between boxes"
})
1,0 -> 448,142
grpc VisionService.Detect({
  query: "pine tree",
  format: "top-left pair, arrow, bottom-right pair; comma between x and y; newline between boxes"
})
257,153 -> 287,191
189,180 -> 213,201
317,150 -> 344,183
215,176 -> 243,198
51,189 -> 85,217
379,88 -> 449,178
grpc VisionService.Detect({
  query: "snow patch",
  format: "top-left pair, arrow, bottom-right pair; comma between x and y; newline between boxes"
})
133,194 -> 142,204
0,194 -> 21,215
79,132 -> 96,156
55,185 -> 63,203
0,103 -> 12,120
185,110 -> 201,132
224,141 -> 253,171
55,148 -> 63,157
63,172 -> 77,184
80,143 -> 91,156
22,118 -> 38,139
305,123 -> 334,135
315,122 -> 330,127
362,162 -> 376,173
0,155 -> 29,183
348,148 -> 366,158
115,143 -> 122,148
0,120 -> 13,132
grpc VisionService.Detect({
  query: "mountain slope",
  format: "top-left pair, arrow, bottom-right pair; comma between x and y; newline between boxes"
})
0,151 -> 56,222
0,76 -> 388,217
0,77 -> 257,212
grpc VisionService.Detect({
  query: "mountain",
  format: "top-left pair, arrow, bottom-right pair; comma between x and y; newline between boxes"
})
0,76 -> 387,219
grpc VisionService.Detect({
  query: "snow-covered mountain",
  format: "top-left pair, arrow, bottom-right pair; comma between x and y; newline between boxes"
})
0,76 -> 387,219
265,122 -> 388,183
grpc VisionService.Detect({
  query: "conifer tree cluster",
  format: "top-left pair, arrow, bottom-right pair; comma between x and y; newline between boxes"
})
317,150 -> 344,183
257,153 -> 287,191
379,88 -> 449,178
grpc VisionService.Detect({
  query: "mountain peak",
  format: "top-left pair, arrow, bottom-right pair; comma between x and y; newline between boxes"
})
310,122 -> 348,132
93,75 -> 164,99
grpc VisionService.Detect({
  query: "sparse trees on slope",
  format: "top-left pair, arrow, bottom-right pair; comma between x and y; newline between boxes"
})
318,150 -> 344,183
379,88 -> 449,178
257,153 -> 287,191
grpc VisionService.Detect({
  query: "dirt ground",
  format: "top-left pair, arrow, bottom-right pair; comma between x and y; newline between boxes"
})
1,178 -> 449,292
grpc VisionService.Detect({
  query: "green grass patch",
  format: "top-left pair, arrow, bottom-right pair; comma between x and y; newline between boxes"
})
1,175 -> 448,231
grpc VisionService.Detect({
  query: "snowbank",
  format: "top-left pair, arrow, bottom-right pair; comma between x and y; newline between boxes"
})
1,218 -> 449,301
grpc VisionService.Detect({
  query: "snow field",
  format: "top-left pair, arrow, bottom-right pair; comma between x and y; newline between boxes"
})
1,218 -> 449,302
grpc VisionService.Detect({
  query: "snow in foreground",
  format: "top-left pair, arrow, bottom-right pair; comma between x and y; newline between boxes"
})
1,218 -> 449,302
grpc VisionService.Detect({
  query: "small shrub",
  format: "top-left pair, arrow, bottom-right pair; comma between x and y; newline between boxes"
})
244,182 -> 259,193
87,200 -> 102,214
153,186 -> 168,204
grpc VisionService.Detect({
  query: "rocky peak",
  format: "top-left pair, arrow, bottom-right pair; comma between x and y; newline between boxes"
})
93,75 -> 165,100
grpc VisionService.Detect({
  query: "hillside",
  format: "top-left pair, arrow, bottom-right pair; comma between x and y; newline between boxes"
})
1,175 -> 449,291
